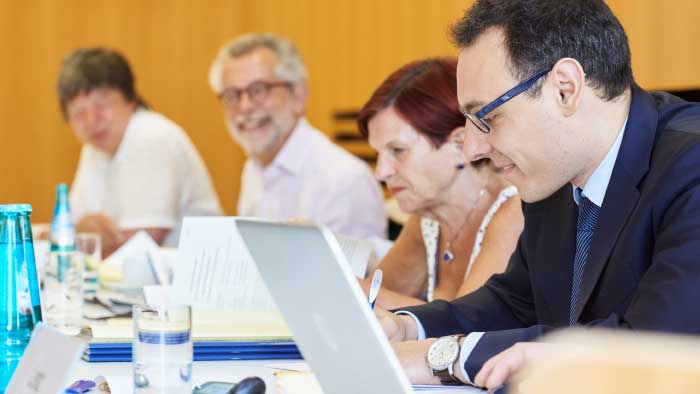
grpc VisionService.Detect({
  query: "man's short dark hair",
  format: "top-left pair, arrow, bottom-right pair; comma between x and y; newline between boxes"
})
451,0 -> 634,101
57,47 -> 148,118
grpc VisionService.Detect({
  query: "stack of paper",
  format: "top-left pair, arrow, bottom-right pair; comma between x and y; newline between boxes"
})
82,310 -> 302,362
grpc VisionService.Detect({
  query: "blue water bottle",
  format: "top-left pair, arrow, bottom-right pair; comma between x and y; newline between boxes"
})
0,204 -> 42,392
17,206 -> 42,326
50,184 -> 76,284
50,183 -> 76,252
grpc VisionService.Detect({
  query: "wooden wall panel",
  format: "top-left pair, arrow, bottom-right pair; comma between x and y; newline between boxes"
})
1,0 -> 699,223
608,0 -> 700,91
0,0 -> 249,222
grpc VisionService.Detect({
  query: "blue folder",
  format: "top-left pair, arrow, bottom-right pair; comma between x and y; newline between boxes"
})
88,340 -> 297,349
83,352 -> 303,362
83,340 -> 302,362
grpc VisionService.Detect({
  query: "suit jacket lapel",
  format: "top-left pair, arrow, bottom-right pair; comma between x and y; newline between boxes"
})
573,168 -> 640,320
573,86 -> 658,321
537,187 -> 578,325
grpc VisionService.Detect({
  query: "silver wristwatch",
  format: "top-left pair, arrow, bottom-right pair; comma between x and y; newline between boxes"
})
426,334 -> 465,385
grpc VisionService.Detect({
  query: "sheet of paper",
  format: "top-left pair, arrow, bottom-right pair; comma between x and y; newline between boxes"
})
158,247 -> 178,283
172,217 -> 375,309
267,363 -> 484,393
104,230 -> 163,285
172,217 -> 278,310
266,362 -> 311,371
102,375 -> 266,394
413,385 -> 485,393
103,375 -> 130,394
334,234 -> 374,278
143,284 -> 173,306
6,323 -> 85,394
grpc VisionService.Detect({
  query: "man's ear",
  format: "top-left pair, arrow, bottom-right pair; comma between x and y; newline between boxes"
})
550,57 -> 585,117
291,81 -> 308,115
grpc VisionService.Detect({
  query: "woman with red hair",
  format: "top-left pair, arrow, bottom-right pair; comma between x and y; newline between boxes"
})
358,58 -> 523,309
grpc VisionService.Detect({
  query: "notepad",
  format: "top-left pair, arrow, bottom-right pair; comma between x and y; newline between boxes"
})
82,309 -> 300,362
84,309 -> 293,343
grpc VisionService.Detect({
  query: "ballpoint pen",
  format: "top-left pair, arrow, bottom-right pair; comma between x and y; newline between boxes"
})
368,269 -> 383,310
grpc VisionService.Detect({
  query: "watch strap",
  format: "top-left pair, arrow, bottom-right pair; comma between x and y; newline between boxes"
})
434,367 -> 462,385
430,334 -> 465,385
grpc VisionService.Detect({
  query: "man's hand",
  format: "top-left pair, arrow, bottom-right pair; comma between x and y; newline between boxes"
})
392,340 -> 439,384
393,338 -> 473,385
474,342 -> 551,390
76,214 -> 124,257
373,306 -> 418,342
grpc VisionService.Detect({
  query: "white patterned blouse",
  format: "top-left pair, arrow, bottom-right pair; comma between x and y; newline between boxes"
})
420,186 -> 518,302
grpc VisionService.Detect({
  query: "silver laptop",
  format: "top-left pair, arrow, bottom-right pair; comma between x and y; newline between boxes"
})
236,219 -> 481,394
236,219 -> 412,393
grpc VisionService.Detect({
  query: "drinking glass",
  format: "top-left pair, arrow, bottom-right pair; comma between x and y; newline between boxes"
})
75,232 -> 101,262
30,223 -> 51,283
41,250 -> 84,334
76,233 -> 101,297
132,304 -> 193,394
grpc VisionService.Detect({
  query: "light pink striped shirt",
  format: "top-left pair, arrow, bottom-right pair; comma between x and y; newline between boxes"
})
237,118 -> 387,239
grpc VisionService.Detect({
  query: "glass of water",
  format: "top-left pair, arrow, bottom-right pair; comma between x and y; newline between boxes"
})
75,232 -> 101,262
75,232 -> 101,297
133,304 -> 193,394
30,223 -> 51,283
41,250 -> 85,334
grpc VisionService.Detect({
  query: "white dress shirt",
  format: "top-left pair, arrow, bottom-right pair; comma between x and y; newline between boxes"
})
237,117 -> 387,239
70,108 -> 223,246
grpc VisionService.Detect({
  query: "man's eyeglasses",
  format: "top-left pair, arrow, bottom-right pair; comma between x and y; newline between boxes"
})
218,80 -> 292,108
461,67 -> 552,133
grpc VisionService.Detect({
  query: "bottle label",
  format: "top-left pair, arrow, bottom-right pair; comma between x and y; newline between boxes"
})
50,211 -> 75,250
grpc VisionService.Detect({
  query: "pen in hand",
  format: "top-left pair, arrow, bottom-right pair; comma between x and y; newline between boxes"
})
368,269 -> 383,310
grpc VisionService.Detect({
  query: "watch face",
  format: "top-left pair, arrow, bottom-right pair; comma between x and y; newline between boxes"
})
427,336 -> 460,370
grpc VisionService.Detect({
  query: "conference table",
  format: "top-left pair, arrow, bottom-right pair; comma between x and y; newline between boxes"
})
71,359 -> 281,393
70,358 -> 485,393
62,235 -> 483,393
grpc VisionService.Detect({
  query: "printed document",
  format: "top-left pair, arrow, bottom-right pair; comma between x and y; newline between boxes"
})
172,217 -> 374,309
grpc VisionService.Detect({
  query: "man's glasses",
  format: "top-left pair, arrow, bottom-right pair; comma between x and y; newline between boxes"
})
461,67 -> 552,133
218,80 -> 292,108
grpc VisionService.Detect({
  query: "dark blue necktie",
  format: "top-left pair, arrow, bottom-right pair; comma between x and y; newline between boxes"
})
569,188 -> 600,325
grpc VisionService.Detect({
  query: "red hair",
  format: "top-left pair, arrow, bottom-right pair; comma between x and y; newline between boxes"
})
358,58 -> 464,148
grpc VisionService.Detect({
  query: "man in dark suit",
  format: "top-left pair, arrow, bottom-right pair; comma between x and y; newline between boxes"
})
377,0 -> 700,390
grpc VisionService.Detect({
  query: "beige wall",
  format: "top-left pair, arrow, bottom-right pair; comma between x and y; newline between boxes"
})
1,0 -> 699,222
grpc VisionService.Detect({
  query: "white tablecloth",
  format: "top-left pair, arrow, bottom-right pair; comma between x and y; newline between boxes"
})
70,359 -> 485,393
71,359 -> 284,393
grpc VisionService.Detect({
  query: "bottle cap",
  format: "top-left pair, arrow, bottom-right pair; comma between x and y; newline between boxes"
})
0,204 -> 32,214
